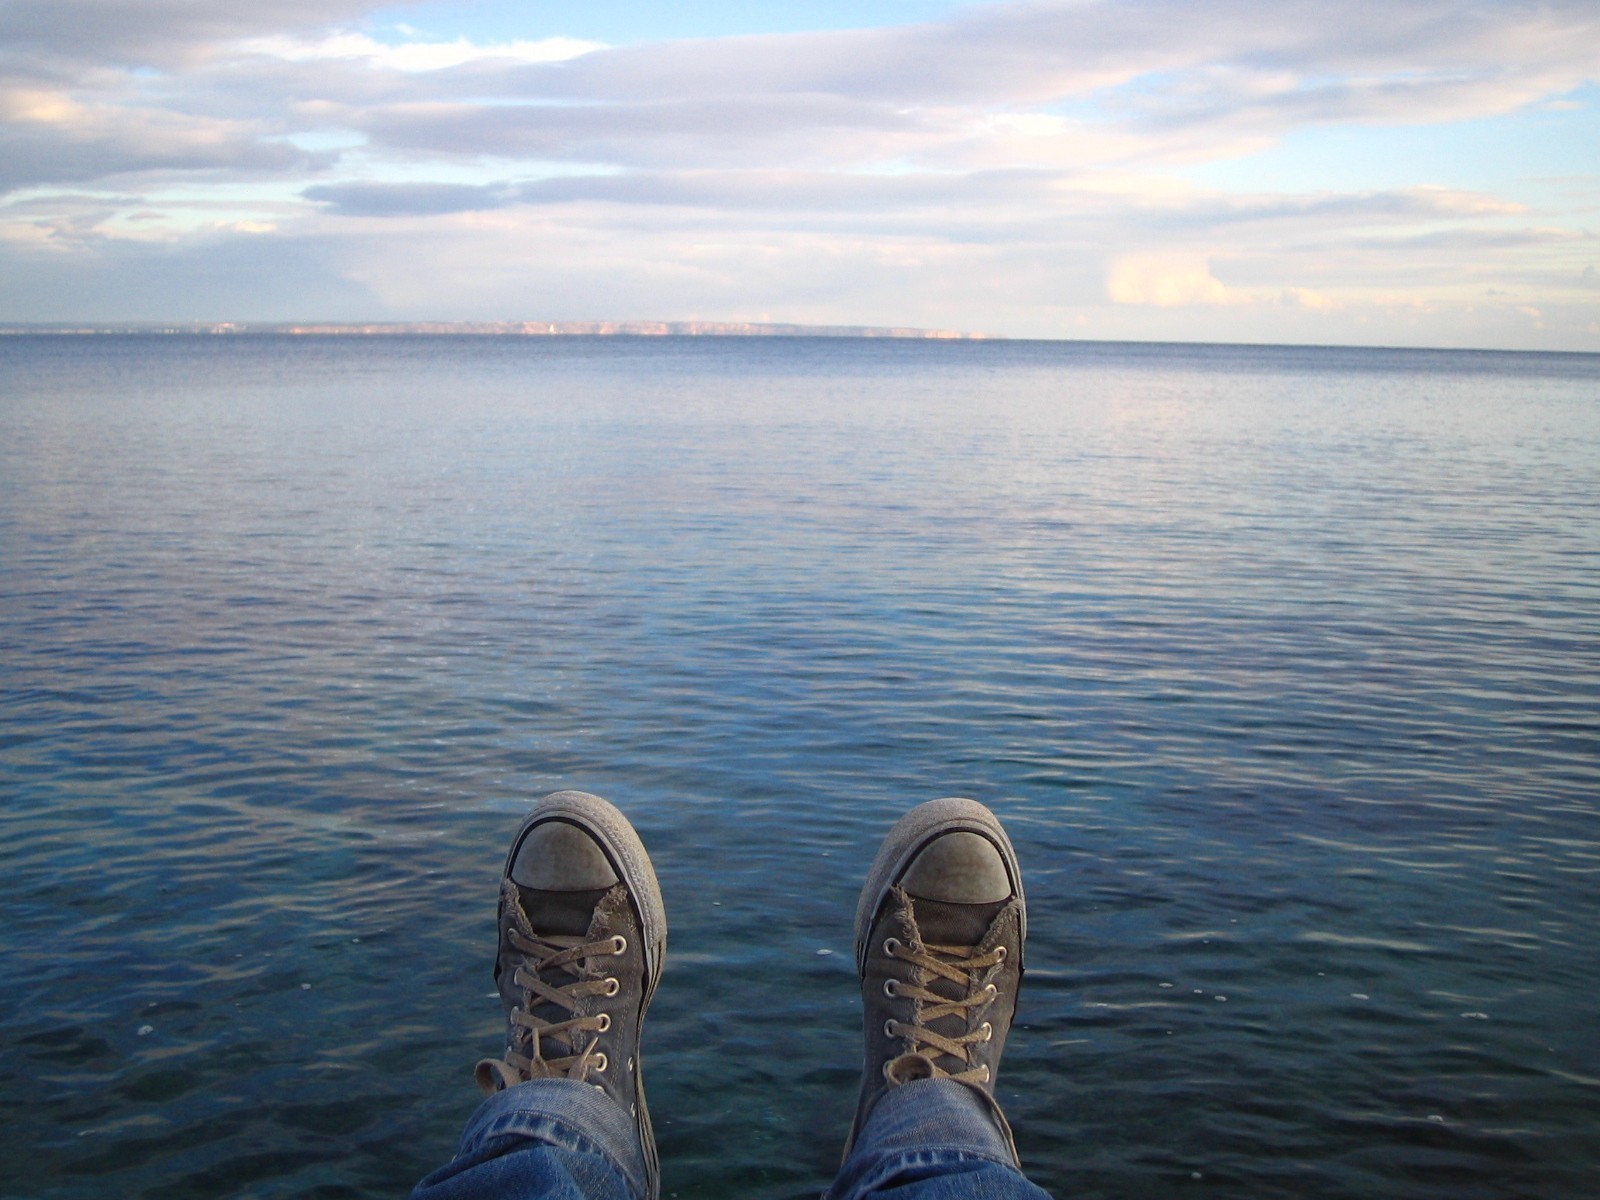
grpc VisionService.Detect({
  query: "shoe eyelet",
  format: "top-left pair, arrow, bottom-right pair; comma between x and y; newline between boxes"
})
980,1021 -> 993,1042
984,983 -> 999,999
882,979 -> 898,997
610,935 -> 627,955
883,937 -> 900,955
883,1019 -> 898,1038
592,1052 -> 608,1072
994,945 -> 1007,962
595,1012 -> 612,1033
593,1083 -> 606,1094
603,977 -> 620,997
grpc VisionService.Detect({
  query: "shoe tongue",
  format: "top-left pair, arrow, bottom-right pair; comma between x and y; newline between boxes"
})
899,894 -> 1009,1073
514,884 -> 615,939
885,1053 -> 940,1085
909,895 -> 1008,950
503,884 -> 621,1060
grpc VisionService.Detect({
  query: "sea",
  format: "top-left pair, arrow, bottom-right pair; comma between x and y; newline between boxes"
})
1,333 -> 1597,1199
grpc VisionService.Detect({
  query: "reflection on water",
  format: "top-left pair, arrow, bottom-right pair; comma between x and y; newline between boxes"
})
2,335 -> 1598,1198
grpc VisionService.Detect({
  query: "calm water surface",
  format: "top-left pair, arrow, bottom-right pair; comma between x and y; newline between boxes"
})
1,335 -> 1597,1199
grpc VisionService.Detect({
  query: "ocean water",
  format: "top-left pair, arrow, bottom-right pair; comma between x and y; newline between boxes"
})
1,334 -> 1597,1200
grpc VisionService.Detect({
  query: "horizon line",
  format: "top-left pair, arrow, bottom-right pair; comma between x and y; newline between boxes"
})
1,321 -> 1596,358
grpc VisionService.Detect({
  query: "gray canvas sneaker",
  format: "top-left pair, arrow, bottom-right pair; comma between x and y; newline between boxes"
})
844,797 -> 1027,1164
474,791 -> 668,1198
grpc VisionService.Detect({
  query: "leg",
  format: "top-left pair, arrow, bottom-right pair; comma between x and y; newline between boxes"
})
830,798 -> 1052,1200
410,1079 -> 647,1200
412,791 -> 667,1200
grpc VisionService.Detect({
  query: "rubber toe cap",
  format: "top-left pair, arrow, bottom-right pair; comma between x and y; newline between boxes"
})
898,831 -> 1013,904
511,820 -> 621,890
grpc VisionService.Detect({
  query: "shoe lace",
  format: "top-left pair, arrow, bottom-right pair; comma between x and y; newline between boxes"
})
882,935 -> 1005,1086
476,883 -> 625,1095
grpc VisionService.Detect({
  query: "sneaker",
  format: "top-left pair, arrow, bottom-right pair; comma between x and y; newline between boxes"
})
845,797 -> 1027,1162
474,790 -> 668,1197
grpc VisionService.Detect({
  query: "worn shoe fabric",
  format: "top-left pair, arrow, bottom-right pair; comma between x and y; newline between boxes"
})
846,797 -> 1027,1164
474,791 -> 667,1199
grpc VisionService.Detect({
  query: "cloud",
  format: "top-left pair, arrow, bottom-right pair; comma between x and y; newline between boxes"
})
0,95 -> 320,192
0,0 -> 384,69
1347,227 -> 1586,252
2,0 -> 1598,346
299,170 -> 1532,245
449,0 -> 1600,124
244,210 -> 1098,328
11,0 -> 1598,190
1108,255 -> 1238,306
239,32 -> 603,72
223,0 -> 1596,176
303,181 -> 518,217
301,167 -> 1083,222
0,226 -> 378,319
1105,253 -> 1348,310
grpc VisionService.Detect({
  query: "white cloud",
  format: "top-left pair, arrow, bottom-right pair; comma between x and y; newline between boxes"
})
10,1 -> 1599,187
240,33 -> 605,73
1108,255 -> 1238,307
1,0 -> 1597,345
12,1 -> 1598,181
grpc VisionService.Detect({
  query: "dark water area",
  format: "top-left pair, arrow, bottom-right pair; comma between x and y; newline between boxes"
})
2,334 -> 1597,1199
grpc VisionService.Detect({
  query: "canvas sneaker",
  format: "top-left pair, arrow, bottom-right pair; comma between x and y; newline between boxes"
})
474,791 -> 668,1198
845,797 -> 1027,1164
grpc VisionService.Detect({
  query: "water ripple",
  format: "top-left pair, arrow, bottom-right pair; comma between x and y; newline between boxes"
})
3,336 -> 1598,1198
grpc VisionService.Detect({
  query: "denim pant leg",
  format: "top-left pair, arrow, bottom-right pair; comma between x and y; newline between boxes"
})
411,1080 -> 649,1200
827,1079 -> 1053,1200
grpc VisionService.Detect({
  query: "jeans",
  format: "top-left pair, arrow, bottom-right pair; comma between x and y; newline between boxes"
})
412,1077 -> 1051,1199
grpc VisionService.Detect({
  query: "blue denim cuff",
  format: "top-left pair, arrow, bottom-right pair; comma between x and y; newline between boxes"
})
457,1079 -> 649,1199
829,1078 -> 1041,1200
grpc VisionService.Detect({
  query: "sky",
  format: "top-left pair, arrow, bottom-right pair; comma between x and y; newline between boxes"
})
1,0 -> 1597,348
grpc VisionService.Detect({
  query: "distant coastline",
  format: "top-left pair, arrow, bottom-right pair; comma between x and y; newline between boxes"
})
0,320 -> 991,340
